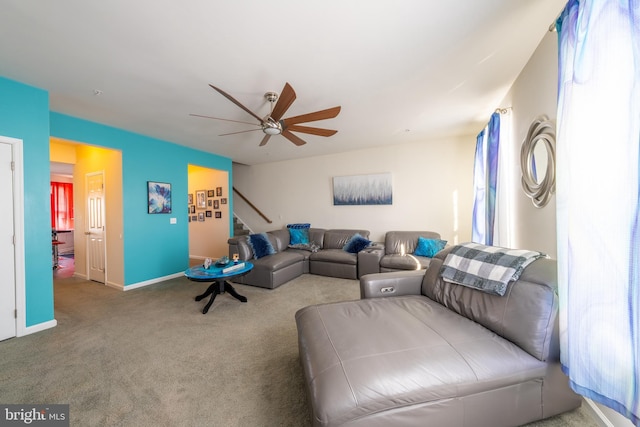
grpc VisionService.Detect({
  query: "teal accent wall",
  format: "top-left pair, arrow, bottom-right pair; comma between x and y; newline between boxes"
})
0,77 -> 54,327
50,113 -> 233,286
1,74 -> 234,330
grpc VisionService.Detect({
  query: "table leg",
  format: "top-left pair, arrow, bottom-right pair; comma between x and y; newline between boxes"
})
223,281 -> 247,303
195,280 -> 247,314
202,287 -> 220,314
195,283 -> 216,302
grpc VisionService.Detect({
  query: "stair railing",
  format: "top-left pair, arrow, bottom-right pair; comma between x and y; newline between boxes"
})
233,187 -> 273,224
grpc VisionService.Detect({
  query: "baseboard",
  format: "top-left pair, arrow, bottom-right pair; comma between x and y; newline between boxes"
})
18,319 -> 58,337
582,397 -> 633,427
123,272 -> 185,291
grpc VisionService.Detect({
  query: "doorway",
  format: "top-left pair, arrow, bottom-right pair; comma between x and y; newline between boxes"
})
187,165 -> 230,263
0,136 -> 25,341
50,138 -> 124,289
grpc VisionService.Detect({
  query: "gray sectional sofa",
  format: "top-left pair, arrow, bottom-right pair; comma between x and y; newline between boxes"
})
227,228 -> 383,289
295,246 -> 581,426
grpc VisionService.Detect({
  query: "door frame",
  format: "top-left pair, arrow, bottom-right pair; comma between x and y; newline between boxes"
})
1,135 -> 26,337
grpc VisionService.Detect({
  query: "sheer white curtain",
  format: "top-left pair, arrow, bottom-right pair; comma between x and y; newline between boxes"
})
557,1 -> 640,424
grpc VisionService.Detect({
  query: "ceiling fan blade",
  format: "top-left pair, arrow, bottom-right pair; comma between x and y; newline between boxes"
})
270,82 -> 296,121
219,128 -> 263,137
189,114 -> 261,127
282,106 -> 341,126
259,134 -> 272,146
208,84 -> 264,123
286,125 -> 337,137
282,130 -> 307,146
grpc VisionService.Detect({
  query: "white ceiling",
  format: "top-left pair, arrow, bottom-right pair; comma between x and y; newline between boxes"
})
0,0 -> 565,165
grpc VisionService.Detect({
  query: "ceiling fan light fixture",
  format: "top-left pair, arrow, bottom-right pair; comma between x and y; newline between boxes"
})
263,126 -> 281,135
262,117 -> 282,135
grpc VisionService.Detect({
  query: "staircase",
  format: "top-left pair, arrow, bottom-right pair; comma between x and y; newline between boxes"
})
233,215 -> 250,237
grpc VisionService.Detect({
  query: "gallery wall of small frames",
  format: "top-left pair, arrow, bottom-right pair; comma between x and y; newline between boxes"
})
187,186 -> 227,223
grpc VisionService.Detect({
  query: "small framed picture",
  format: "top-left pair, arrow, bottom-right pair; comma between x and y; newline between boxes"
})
188,193 -> 193,205
221,198 -> 227,204
198,212 -> 205,222
191,215 -> 197,221
148,181 -> 172,214
207,189 -> 215,197
216,187 -> 222,197
215,211 -> 222,219
207,199 -> 213,207
190,205 -> 195,214
206,210 -> 212,218
195,190 -> 206,209
213,200 -> 220,209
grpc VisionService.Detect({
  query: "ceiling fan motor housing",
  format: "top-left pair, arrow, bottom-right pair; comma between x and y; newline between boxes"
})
262,116 -> 282,135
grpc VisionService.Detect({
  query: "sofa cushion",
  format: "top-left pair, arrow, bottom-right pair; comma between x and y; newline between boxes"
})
247,233 -> 276,259
296,296 -> 546,426
342,233 -> 371,253
413,236 -> 447,257
323,229 -> 370,250
422,247 -> 558,361
384,231 -> 441,255
251,250 -> 303,270
380,253 -> 432,271
309,249 -> 357,265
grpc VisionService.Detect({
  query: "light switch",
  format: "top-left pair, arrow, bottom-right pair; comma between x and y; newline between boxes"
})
170,218 -> 177,224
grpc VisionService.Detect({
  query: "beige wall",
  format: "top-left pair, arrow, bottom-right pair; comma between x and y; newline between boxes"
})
498,30 -> 558,258
188,165 -> 229,259
233,135 -> 475,244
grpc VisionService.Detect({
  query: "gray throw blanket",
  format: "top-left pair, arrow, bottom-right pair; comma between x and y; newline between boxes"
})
440,242 -> 545,296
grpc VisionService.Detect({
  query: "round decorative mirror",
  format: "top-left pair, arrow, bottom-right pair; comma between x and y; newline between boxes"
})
520,115 -> 556,208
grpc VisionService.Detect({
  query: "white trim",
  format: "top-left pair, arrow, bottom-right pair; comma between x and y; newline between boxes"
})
1,136 -> 26,338
21,319 -> 57,336
582,397 -> 635,427
123,272 -> 185,291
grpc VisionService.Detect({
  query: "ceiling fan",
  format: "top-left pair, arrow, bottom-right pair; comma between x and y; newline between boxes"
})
191,82 -> 341,147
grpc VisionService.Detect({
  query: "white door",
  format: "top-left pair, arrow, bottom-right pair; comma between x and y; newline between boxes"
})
0,142 -> 16,340
86,172 -> 106,284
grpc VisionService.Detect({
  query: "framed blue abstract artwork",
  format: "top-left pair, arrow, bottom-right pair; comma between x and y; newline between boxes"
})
333,173 -> 392,205
148,181 -> 172,214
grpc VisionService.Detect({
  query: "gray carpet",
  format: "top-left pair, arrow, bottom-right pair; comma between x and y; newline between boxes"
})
0,273 -> 600,426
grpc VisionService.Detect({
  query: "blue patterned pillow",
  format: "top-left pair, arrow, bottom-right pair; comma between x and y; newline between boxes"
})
287,224 -> 310,245
247,233 -> 276,259
413,237 -> 447,257
343,233 -> 371,253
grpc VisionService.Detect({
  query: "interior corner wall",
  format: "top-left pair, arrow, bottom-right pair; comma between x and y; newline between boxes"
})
188,165 -> 230,259
0,76 -> 54,328
49,112 -> 233,287
498,30 -> 559,258
232,136 -> 475,244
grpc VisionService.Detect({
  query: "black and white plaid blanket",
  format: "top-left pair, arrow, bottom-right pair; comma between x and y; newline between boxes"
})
440,242 -> 546,296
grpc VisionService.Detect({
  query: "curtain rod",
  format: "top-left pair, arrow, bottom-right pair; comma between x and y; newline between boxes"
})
495,107 -> 511,114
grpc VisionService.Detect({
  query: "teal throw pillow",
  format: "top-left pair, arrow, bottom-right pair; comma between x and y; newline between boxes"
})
343,233 -> 371,253
247,233 -> 276,259
287,223 -> 311,245
413,237 -> 447,257
288,227 -> 310,245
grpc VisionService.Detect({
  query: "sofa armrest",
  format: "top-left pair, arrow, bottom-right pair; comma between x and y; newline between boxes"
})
357,243 -> 384,278
359,270 -> 426,299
